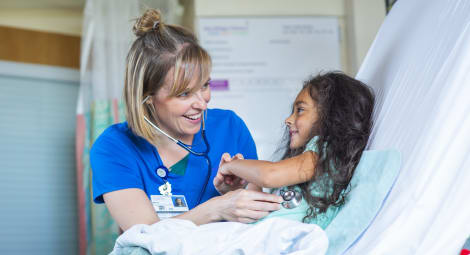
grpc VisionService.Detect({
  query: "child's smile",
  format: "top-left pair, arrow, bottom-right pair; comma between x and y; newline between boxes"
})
285,89 -> 319,149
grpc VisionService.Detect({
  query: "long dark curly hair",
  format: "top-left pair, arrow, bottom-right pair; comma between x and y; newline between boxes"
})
280,71 -> 375,223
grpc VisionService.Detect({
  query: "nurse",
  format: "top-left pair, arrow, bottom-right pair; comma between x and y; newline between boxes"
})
90,9 -> 282,231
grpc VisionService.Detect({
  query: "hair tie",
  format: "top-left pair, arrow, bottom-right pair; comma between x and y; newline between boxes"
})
152,21 -> 160,31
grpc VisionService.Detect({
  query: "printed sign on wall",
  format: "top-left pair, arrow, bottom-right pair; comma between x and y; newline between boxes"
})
199,17 -> 341,159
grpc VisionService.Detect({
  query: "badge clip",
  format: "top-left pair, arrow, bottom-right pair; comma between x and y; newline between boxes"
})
158,182 -> 172,196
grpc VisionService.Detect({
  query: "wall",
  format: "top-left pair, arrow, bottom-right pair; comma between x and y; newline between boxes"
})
0,8 -> 82,36
345,0 -> 386,73
195,0 -> 344,16
0,26 -> 80,68
0,3 -> 82,68
194,0 -> 386,75
0,1 -> 385,73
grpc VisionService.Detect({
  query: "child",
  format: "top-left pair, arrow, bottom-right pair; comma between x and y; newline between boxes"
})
214,71 -> 375,228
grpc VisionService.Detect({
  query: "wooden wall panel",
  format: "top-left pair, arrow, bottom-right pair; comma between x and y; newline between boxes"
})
0,26 -> 80,69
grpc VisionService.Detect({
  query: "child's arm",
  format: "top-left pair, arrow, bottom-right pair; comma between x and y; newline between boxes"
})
213,153 -> 248,194
219,151 -> 318,188
214,153 -> 262,192
246,183 -> 262,191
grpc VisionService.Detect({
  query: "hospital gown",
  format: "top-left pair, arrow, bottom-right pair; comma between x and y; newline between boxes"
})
258,136 -> 342,229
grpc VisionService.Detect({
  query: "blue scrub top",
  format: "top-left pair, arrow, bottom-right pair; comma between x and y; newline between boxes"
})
90,109 -> 258,209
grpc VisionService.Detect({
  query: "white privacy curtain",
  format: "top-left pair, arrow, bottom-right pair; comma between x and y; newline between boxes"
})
349,0 -> 470,254
76,0 -> 139,254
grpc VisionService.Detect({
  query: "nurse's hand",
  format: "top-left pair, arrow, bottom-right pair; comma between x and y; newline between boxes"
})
212,189 -> 283,223
214,153 -> 247,195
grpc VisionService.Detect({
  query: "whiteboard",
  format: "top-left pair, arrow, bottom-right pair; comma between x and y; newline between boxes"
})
198,17 -> 341,160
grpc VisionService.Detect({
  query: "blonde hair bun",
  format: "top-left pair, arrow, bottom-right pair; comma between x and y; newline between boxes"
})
133,9 -> 163,37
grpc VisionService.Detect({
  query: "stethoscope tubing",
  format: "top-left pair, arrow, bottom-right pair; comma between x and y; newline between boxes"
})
143,96 -> 211,205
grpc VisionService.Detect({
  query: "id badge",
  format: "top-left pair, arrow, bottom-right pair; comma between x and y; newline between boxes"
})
151,194 -> 189,220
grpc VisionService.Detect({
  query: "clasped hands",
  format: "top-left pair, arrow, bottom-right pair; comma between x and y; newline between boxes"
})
213,153 -> 247,195
212,153 -> 282,223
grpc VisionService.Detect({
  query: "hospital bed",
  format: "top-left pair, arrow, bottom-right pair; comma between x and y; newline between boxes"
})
110,0 -> 470,253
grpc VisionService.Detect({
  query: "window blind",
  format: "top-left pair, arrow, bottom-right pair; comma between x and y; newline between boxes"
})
0,61 -> 79,254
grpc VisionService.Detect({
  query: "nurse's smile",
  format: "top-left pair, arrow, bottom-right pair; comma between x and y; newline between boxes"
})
183,112 -> 202,124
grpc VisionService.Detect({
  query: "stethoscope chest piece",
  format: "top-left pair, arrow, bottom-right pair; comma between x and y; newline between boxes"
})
280,189 -> 303,209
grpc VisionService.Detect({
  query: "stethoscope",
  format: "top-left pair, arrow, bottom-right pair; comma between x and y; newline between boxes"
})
279,188 -> 303,209
142,96 -> 301,208
143,96 -> 212,205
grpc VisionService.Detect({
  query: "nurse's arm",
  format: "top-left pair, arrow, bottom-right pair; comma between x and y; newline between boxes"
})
104,188 -> 280,227
174,189 -> 282,224
220,151 -> 317,188
103,188 -> 159,231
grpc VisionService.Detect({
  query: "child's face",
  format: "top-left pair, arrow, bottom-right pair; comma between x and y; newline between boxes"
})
285,89 -> 319,149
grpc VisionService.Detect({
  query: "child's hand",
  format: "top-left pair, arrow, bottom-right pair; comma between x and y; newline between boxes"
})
213,153 -> 247,195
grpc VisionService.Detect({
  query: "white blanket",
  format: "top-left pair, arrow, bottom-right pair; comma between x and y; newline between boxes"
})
111,218 -> 328,255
